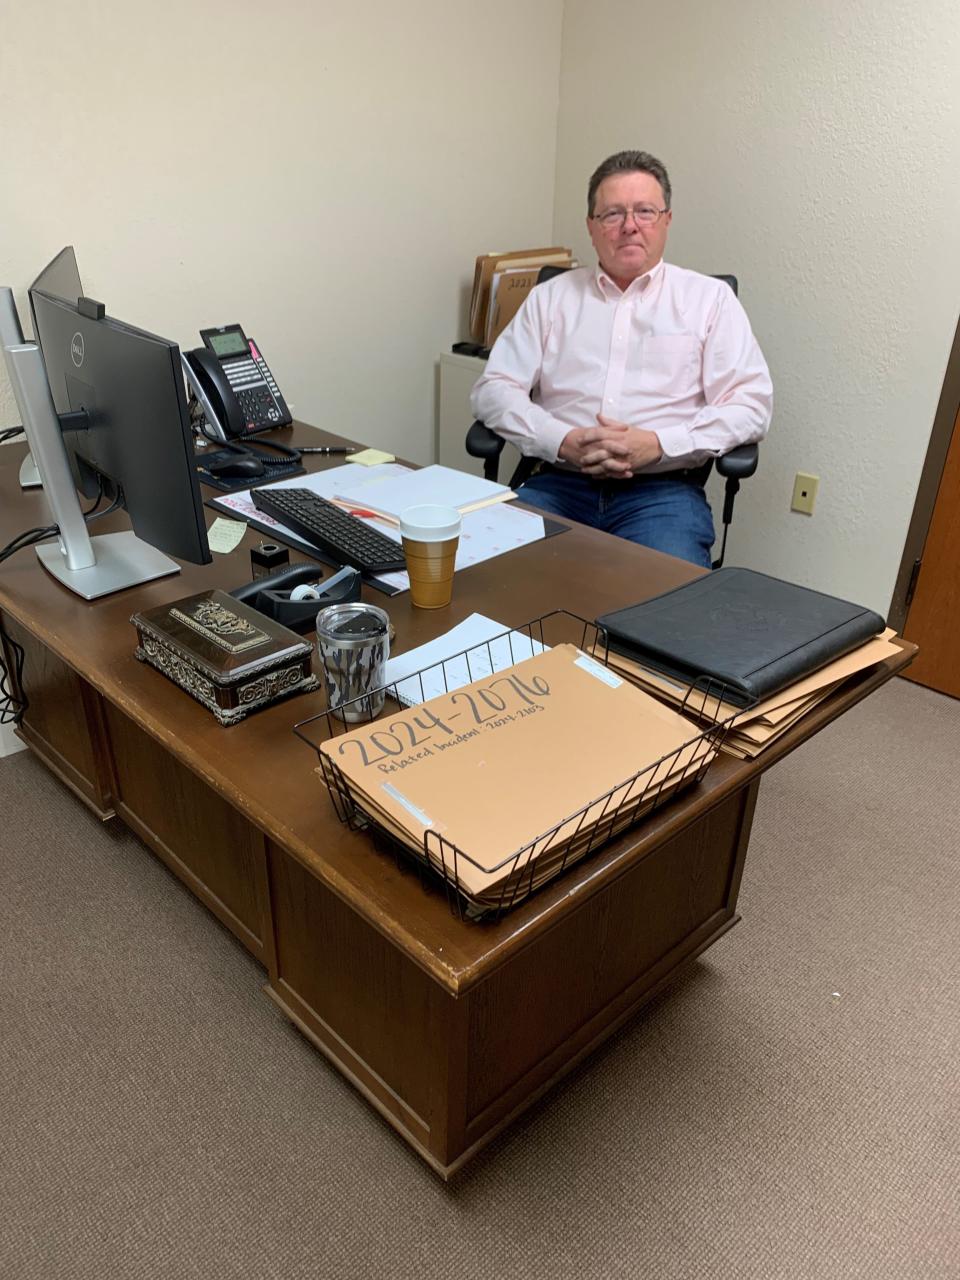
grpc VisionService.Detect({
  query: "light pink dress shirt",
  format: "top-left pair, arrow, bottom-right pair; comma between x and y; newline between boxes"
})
470,261 -> 773,473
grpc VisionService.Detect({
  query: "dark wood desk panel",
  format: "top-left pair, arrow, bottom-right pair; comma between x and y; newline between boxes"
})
2,613 -> 116,817
0,431 -> 916,1175
104,701 -> 276,965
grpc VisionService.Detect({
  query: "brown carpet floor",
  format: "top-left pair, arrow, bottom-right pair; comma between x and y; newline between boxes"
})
0,676 -> 957,1279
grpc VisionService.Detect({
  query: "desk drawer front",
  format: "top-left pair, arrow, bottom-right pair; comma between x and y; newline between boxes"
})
2,615 -> 115,817
465,789 -> 751,1125
103,705 -> 273,962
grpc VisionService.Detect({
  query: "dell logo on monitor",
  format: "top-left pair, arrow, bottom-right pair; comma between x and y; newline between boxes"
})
71,332 -> 85,367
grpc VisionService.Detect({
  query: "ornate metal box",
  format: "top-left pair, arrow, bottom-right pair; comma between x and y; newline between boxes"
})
131,589 -> 318,725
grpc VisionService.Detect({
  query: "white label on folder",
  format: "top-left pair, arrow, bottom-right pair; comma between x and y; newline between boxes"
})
382,783 -> 433,828
574,653 -> 622,688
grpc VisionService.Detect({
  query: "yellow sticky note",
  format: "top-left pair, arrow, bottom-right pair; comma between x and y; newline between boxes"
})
345,448 -> 396,466
207,517 -> 247,554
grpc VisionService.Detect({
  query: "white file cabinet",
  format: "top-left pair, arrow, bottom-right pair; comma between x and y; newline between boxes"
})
436,352 -> 522,482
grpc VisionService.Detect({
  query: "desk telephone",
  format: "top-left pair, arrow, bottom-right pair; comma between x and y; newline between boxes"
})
182,323 -> 292,441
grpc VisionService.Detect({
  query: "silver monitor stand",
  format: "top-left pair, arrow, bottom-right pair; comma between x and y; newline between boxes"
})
0,293 -> 41,489
19,452 -> 41,489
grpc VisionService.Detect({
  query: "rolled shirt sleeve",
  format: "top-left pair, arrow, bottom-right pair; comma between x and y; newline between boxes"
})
470,290 -> 572,463
654,284 -> 773,464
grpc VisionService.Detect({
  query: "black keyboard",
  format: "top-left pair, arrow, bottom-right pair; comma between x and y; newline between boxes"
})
251,487 -> 406,574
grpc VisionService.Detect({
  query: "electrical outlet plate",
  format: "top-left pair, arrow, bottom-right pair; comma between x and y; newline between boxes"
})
791,472 -> 819,515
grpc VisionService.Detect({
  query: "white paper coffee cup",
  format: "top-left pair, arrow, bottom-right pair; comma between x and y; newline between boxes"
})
398,504 -> 462,609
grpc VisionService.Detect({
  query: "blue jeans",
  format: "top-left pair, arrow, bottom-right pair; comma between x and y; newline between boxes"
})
516,468 -> 715,569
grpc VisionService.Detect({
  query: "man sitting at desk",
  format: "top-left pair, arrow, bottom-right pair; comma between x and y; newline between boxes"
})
470,150 -> 774,568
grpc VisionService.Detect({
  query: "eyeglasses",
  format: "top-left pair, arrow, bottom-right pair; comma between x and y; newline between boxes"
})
592,204 -> 668,229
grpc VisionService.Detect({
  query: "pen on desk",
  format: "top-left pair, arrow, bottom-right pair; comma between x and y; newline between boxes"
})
298,446 -> 352,455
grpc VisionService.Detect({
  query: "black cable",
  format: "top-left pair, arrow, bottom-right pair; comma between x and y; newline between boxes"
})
203,437 -> 302,472
0,463 -> 123,727
86,493 -> 122,523
254,441 -> 302,467
81,475 -> 116,521
197,421 -> 226,447
0,524 -> 58,564
0,427 -> 32,715
0,476 -> 118,719
0,477 -> 114,566
0,616 -> 27,726
201,432 -> 297,467
186,391 -> 302,468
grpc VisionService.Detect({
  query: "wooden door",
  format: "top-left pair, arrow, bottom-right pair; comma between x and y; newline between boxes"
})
902,402 -> 960,697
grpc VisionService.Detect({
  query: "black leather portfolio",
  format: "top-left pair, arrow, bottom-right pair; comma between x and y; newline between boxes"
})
597,568 -> 886,707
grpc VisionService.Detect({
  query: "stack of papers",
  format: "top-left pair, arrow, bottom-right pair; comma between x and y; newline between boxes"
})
320,644 -> 718,912
209,465 -> 546,594
333,464 -> 514,521
383,613 -> 546,707
605,629 -> 903,759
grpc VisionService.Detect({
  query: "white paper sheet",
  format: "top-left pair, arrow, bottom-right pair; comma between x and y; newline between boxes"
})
210,465 -> 548,591
383,613 -> 547,706
333,464 -> 512,520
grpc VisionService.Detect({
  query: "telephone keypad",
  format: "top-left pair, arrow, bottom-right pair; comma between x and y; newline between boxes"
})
224,356 -> 285,429
237,386 -> 282,427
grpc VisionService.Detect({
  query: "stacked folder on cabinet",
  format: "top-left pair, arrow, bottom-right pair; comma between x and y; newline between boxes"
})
596,568 -> 898,759
317,643 -> 724,913
469,246 -> 575,347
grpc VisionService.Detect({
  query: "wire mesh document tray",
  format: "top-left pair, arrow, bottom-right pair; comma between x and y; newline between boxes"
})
294,611 -> 741,920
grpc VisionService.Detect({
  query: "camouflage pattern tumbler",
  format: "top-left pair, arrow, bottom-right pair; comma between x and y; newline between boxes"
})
315,603 -> 390,723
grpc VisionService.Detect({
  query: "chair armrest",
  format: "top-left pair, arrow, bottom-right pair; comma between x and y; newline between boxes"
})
716,443 -> 758,481
466,420 -> 505,461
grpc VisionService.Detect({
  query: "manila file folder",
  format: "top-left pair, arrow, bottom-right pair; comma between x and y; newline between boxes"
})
320,644 -> 712,902
470,247 -> 571,343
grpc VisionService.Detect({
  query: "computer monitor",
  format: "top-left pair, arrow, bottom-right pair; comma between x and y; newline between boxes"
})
1,249 -> 212,598
4,248 -> 84,491
29,287 -> 211,568
30,245 -> 83,309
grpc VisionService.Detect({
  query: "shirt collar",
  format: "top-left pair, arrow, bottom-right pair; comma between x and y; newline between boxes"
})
595,257 -> 666,298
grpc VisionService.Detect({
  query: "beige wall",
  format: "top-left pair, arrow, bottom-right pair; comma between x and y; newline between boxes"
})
554,0 -> 960,614
1,1 -> 564,463
5,1 -> 960,623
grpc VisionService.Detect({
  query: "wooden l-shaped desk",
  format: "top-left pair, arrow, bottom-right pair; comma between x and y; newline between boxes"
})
0,428 -> 915,1177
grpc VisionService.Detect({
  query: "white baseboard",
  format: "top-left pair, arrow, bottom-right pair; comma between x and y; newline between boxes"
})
0,722 -> 26,757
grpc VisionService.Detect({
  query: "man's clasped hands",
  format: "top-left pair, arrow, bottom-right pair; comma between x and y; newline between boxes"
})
557,415 -> 663,478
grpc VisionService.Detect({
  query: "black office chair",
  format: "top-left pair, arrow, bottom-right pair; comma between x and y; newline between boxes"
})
465,269 -> 759,569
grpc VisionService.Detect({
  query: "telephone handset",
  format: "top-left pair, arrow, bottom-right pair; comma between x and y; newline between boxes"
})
229,562 -> 362,632
182,323 -> 292,442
